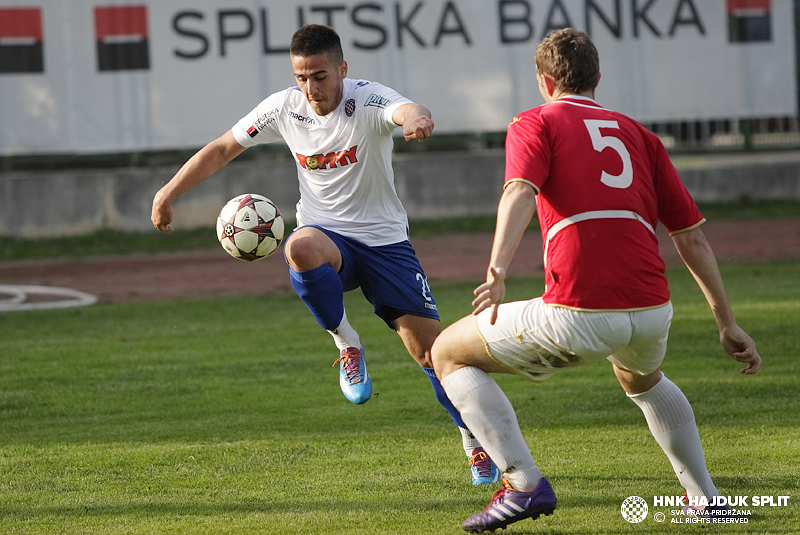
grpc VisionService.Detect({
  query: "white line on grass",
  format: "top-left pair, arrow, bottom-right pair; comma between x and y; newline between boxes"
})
0,284 -> 98,312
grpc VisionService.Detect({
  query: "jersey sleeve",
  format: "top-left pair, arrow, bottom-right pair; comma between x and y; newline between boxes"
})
504,111 -> 547,193
354,81 -> 413,137
652,140 -> 705,234
231,91 -> 285,147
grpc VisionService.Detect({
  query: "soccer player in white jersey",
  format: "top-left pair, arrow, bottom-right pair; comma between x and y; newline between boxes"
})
430,28 -> 762,532
151,24 -> 500,485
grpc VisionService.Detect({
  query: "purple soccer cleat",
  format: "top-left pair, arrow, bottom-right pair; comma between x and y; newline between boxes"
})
462,477 -> 557,533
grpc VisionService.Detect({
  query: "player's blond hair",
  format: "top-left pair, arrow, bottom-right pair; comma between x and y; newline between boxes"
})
535,28 -> 599,94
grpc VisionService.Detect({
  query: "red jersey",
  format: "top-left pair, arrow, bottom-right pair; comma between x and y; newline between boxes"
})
504,96 -> 704,310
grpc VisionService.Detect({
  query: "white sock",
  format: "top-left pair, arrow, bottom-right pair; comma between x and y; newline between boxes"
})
442,366 -> 543,491
459,426 -> 481,457
328,309 -> 361,351
628,374 -> 719,501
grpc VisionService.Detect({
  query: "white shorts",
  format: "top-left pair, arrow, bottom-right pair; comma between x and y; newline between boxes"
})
475,299 -> 673,382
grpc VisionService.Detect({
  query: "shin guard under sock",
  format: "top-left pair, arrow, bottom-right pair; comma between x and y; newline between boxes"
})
442,366 -> 543,491
289,264 -> 344,331
628,374 -> 719,501
424,367 -> 483,457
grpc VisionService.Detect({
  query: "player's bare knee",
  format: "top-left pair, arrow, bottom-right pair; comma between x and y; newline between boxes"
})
411,348 -> 432,368
285,235 -> 324,271
614,364 -> 662,395
395,315 -> 439,368
401,333 -> 434,368
430,330 -> 457,379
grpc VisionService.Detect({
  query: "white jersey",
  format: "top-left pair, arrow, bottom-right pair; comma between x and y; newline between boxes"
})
231,78 -> 412,246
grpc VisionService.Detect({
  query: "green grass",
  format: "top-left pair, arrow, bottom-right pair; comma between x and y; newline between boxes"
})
0,261 -> 798,533
1,199 -> 798,261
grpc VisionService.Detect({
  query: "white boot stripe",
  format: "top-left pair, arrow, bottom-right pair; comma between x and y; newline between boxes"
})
496,505 -> 516,516
489,510 -> 506,521
506,501 -> 526,513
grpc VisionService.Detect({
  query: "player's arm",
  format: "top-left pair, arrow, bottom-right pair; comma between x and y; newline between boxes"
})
472,180 -> 537,324
151,130 -> 246,232
671,226 -> 762,374
392,103 -> 434,142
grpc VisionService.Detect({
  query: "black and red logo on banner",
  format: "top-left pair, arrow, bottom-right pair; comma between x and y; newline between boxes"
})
95,5 -> 150,71
0,8 -> 44,74
728,0 -> 772,42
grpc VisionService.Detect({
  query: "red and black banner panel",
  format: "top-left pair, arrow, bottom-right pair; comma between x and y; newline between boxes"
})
0,8 -> 44,74
728,0 -> 772,42
95,5 -> 150,71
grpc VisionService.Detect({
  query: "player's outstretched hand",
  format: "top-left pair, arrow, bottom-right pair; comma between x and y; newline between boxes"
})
151,192 -> 175,232
472,266 -> 506,325
393,103 -> 434,142
720,324 -> 762,375
403,114 -> 434,142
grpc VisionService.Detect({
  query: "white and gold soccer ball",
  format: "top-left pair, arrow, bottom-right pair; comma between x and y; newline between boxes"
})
216,193 -> 284,261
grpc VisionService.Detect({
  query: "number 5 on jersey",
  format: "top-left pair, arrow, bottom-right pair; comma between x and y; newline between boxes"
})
584,119 -> 633,189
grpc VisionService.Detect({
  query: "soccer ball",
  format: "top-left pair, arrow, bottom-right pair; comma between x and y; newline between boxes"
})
216,193 -> 284,261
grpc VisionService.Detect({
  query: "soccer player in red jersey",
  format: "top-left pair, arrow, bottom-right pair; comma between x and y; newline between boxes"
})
431,28 -> 762,533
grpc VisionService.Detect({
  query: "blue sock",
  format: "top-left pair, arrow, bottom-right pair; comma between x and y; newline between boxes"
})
423,367 -> 467,428
290,264 -> 344,331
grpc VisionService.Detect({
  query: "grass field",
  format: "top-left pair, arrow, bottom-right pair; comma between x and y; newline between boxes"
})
1,260 -> 797,534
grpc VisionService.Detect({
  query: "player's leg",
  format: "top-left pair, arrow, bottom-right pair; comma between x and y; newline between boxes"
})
441,302 -> 632,492
433,312 -> 556,531
615,365 -> 720,504
437,300 -> 642,530
393,313 -> 501,485
284,226 -> 370,404
610,304 -> 720,506
364,239 -> 500,485
433,314 -> 545,489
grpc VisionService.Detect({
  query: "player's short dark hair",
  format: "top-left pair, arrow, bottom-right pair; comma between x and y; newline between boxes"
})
290,24 -> 344,64
535,28 -> 599,94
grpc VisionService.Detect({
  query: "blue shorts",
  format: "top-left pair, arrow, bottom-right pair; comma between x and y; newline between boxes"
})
298,225 -> 439,327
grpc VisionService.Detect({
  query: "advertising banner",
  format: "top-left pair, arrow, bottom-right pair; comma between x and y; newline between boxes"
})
0,0 -> 795,155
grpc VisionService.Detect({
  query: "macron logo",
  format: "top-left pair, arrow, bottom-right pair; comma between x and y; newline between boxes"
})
288,110 -> 315,124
